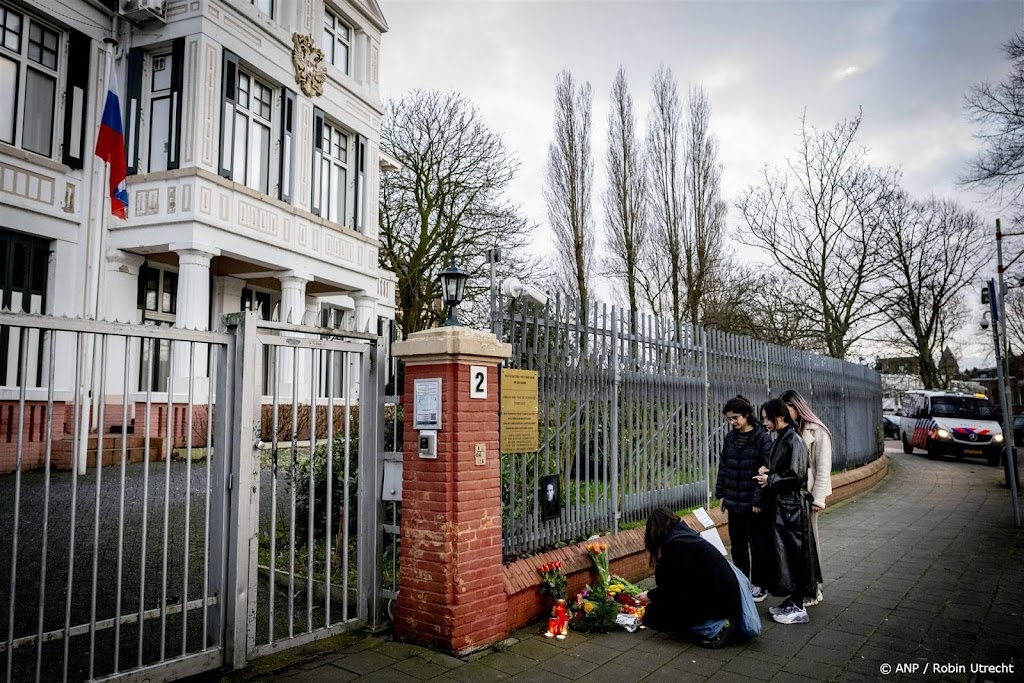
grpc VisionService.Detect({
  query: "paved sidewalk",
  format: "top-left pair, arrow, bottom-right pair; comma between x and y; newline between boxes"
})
255,446 -> 1024,682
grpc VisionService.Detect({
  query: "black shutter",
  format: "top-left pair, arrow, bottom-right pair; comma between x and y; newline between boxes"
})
218,49 -> 239,179
352,133 -> 361,231
279,88 -> 295,203
311,107 -> 325,216
167,37 -> 185,170
125,48 -> 144,175
61,30 -> 91,169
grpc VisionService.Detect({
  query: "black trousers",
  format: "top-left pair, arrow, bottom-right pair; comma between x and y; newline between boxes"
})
729,511 -> 756,581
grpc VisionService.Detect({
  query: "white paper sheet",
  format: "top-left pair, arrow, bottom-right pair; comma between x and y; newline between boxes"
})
700,528 -> 729,556
693,506 -> 715,529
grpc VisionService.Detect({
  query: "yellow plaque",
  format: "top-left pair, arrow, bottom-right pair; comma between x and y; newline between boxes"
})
500,368 -> 539,453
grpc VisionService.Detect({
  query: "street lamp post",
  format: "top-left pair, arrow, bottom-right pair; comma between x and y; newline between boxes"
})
993,217 -> 1022,526
438,261 -> 469,327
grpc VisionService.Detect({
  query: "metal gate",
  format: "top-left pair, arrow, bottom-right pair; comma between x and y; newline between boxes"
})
0,310 -> 388,681
0,312 -> 232,682
220,313 -> 385,667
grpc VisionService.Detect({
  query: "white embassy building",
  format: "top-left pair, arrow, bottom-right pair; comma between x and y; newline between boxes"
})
0,0 -> 398,403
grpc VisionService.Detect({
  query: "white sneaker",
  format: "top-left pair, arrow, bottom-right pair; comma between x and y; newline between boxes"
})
751,586 -> 768,603
768,599 -> 795,616
772,605 -> 809,624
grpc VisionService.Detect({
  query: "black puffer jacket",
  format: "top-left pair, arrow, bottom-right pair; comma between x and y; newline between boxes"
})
714,425 -> 772,513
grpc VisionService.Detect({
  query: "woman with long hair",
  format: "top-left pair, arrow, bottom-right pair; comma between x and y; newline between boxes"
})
714,395 -> 773,601
780,389 -> 832,607
755,399 -> 821,625
636,508 -> 758,647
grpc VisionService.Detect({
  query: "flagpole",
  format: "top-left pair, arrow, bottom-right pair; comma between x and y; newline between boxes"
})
77,37 -> 118,476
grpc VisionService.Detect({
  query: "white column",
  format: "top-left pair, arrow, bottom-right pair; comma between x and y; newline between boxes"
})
353,293 -> 377,334
45,240 -> 81,394
277,273 -> 310,399
171,245 -> 219,394
211,276 -> 245,331
103,250 -> 145,397
305,297 -> 320,327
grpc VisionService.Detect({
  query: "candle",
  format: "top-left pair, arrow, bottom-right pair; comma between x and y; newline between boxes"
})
545,617 -> 557,637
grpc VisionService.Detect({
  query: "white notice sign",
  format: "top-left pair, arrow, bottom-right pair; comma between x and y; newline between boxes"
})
413,378 -> 442,430
693,506 -> 715,529
700,528 -> 728,556
470,366 -> 487,399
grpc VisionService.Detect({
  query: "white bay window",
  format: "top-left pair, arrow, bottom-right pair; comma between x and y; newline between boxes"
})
312,110 -> 349,225
219,51 -> 274,195
0,4 -> 58,157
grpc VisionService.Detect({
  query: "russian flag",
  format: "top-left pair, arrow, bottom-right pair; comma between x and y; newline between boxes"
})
95,57 -> 128,219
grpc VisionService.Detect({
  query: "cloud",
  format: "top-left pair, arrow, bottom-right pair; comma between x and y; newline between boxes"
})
830,65 -> 863,82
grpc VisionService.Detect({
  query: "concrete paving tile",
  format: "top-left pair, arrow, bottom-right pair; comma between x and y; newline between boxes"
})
586,630 -> 643,652
389,657 -> 453,680
293,665 -> 359,682
794,644 -> 855,667
561,641 -> 622,666
443,662 -> 512,682
350,668 -> 422,683
659,653 -> 726,677
507,668 -> 572,683
704,671 -> 761,683
334,650 -> 402,675
720,654 -> 784,680
632,634 -> 692,657
642,667 -> 706,683
607,648 -> 675,673
573,661 -> 647,683
415,650 -> 467,669
537,653 -> 600,680
768,673 -> 821,683
372,641 -> 430,660
780,656 -> 842,681
507,638 -> 566,662
480,652 -> 542,675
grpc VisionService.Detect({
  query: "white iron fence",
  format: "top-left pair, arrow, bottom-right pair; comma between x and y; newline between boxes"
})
495,294 -> 883,558
0,311 -> 387,682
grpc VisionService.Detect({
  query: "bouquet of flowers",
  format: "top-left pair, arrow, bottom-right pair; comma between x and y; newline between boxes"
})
569,586 -> 622,633
537,560 -> 566,600
585,542 -> 610,590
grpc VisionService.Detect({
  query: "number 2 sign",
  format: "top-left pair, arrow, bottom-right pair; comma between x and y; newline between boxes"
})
470,366 -> 487,399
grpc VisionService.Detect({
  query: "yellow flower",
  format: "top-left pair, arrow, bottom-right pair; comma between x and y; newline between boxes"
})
583,601 -> 595,614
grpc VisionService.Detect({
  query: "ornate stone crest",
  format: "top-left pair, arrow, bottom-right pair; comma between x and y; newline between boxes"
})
291,33 -> 326,97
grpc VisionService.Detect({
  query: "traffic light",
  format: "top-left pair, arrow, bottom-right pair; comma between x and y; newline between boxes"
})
982,286 -> 990,305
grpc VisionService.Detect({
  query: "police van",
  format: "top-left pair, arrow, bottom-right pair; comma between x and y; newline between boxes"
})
900,390 -> 1004,465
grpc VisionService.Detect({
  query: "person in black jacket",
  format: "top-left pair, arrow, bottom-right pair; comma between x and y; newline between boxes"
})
714,395 -> 773,602
636,508 -> 742,648
754,398 -> 822,625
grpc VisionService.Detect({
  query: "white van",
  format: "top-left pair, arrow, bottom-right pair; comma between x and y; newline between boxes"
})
900,390 -> 1004,465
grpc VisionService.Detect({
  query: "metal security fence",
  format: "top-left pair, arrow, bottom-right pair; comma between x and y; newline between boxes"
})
495,294 -> 882,558
0,311 -> 387,682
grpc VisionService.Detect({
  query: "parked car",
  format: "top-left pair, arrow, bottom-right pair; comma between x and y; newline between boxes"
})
882,413 -> 901,439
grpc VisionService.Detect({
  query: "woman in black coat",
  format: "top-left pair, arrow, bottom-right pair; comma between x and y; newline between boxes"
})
754,398 -> 822,625
714,395 -> 773,601
637,508 -> 742,647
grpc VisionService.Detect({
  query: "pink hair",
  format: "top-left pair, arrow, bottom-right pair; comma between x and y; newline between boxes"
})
780,389 -> 832,440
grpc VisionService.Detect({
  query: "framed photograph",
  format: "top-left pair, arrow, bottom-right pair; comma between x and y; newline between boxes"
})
540,474 -> 560,521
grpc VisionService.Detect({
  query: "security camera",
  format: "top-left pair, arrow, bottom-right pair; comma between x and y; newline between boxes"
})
980,315 -> 991,330
501,277 -> 550,307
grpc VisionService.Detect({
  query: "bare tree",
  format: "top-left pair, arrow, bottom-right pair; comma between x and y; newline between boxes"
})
738,111 -> 898,359
644,65 -> 685,322
545,70 -> 596,310
961,32 -> 1024,222
603,66 -> 648,325
682,86 -> 726,328
876,194 -> 990,388
1004,288 -> 1024,356
702,262 -> 821,349
379,90 -> 536,338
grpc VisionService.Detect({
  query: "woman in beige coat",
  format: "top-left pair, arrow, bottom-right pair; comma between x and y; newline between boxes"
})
780,389 -> 832,607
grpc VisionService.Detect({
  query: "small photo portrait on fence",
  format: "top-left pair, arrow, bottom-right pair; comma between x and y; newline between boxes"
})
540,474 -> 561,521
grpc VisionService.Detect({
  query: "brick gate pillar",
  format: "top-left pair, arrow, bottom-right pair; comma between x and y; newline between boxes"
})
391,326 -> 511,655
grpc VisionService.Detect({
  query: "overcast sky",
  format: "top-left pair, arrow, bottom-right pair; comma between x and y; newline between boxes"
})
378,0 -> 1023,366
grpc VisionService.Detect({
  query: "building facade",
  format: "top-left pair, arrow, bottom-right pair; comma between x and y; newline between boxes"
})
0,0 -> 395,471
0,0 -> 397,404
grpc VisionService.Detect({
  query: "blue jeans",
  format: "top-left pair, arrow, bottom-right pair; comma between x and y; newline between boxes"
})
690,619 -> 730,640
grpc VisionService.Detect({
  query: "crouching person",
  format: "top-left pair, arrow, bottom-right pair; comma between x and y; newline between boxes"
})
636,508 -> 761,648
